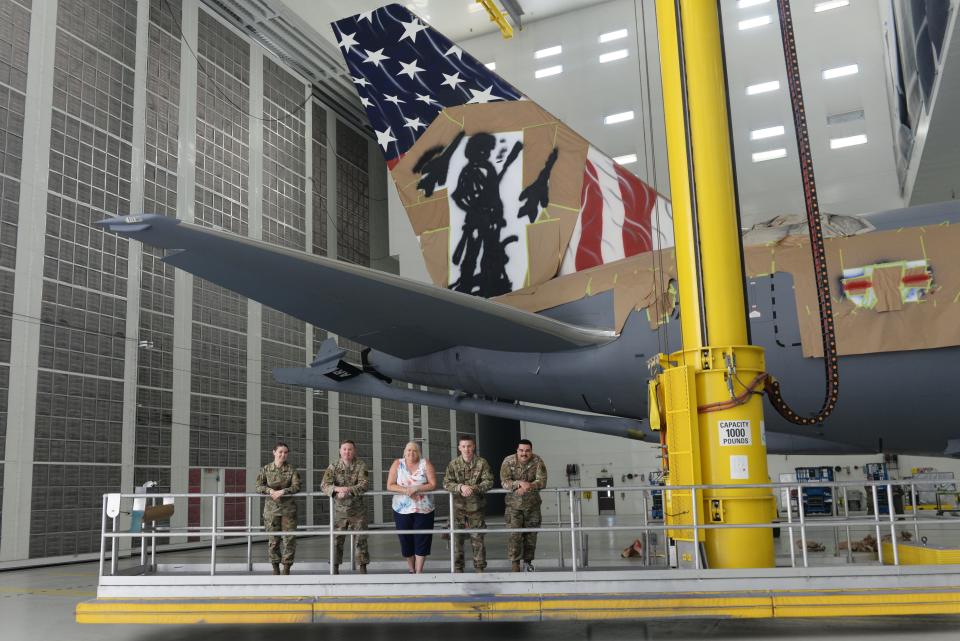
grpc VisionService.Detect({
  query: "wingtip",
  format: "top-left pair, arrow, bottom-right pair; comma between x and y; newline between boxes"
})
95,214 -> 172,234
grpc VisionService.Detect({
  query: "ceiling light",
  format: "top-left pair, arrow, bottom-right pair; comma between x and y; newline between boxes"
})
822,64 -> 859,79
826,109 -> 864,125
613,153 -> 637,165
746,80 -> 780,95
814,0 -> 849,12
535,65 -> 562,78
485,62 -> 496,70
604,110 -> 635,125
752,148 -> 787,162
750,125 -> 785,140
830,134 -> 868,149
468,2 -> 484,13
738,15 -> 771,30
599,49 -> 629,64
535,45 -> 562,59
599,29 -> 628,43
737,0 -> 770,8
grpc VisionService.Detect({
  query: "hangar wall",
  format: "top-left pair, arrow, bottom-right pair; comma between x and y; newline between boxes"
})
0,0 -> 477,566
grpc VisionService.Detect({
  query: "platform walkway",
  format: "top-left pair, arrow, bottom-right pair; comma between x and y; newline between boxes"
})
77,482 -> 960,624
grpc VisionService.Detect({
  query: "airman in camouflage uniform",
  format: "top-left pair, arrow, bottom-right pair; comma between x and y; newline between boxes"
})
256,441 -> 301,575
500,439 -> 548,572
320,439 -> 370,574
443,435 -> 495,572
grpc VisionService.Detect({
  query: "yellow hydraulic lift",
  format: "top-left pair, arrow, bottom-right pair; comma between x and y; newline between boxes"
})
649,0 -> 775,569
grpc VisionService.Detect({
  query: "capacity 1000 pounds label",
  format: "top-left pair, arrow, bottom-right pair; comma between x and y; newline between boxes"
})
718,420 -> 752,446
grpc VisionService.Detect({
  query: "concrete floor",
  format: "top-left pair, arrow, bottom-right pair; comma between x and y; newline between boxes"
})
6,513 -> 960,638
2,561 -> 959,641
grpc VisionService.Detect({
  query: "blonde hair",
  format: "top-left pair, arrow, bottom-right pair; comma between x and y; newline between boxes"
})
403,441 -> 422,461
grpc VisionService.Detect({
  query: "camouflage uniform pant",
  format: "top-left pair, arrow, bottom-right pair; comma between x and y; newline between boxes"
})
453,509 -> 487,570
505,505 -> 541,562
334,512 -> 370,566
264,503 -> 297,565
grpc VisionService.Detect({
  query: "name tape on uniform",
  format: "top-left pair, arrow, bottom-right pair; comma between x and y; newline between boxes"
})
718,420 -> 752,446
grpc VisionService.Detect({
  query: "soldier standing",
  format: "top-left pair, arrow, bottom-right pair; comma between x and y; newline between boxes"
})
500,439 -> 548,572
255,441 -> 301,575
443,435 -> 494,573
320,439 -> 370,574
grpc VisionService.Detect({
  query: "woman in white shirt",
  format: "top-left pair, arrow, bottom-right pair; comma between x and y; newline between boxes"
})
386,441 -> 437,573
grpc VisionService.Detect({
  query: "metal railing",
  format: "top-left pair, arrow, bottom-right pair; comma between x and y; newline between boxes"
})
98,479 -> 958,578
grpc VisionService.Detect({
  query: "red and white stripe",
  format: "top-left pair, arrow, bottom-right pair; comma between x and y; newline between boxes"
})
560,146 -> 671,275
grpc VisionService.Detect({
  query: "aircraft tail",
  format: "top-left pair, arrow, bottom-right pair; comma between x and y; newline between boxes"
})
332,4 -> 672,299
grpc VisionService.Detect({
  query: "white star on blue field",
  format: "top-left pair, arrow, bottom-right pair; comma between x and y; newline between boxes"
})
332,3 -> 524,161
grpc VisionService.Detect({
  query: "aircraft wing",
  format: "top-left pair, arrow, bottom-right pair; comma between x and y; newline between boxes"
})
98,215 -> 615,359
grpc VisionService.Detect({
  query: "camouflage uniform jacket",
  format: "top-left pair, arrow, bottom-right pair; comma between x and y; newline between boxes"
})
320,458 -> 369,515
500,454 -> 548,509
443,456 -> 494,512
256,462 -> 301,510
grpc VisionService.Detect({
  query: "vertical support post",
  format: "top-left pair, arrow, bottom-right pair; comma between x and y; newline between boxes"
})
556,489 -> 564,569
328,494 -> 335,575
111,515 -> 119,576
786,488 -> 795,568
568,490 -> 577,572
641,490 -> 650,566
887,483 -> 899,566
448,492 -> 456,573
871,484 -> 883,564
911,483 -> 920,542
842,485 -> 852,564
150,525 -> 156,574
798,484 -> 808,568
210,495 -> 217,576
691,487 -> 700,570
99,494 -> 107,579
246,495 -> 253,572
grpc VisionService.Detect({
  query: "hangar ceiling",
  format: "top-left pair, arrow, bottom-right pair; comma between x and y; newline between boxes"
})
205,0 -> 959,225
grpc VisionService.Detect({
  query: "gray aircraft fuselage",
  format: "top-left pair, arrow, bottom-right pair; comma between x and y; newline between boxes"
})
369,202 -> 960,457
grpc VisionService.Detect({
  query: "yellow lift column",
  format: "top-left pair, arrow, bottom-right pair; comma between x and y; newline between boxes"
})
652,0 -> 775,569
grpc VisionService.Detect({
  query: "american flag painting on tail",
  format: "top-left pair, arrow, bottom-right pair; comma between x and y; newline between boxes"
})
333,4 -> 672,298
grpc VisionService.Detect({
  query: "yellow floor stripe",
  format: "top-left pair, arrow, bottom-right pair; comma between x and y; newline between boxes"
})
76,589 -> 960,624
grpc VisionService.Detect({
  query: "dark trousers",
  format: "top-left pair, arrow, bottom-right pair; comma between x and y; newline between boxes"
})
393,510 -> 435,557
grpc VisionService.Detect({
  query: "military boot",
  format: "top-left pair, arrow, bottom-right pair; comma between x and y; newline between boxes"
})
332,564 -> 339,575
272,563 -> 281,575
359,565 -> 367,575
282,563 -> 292,575
511,561 -> 521,572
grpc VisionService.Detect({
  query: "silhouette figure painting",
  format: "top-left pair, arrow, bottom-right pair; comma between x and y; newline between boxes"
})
410,130 -> 563,297
449,133 -> 523,297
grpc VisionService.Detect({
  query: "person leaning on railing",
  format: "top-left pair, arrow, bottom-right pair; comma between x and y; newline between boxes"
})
443,434 -> 494,573
255,441 -> 302,575
500,439 -> 548,572
320,439 -> 370,575
386,441 -> 437,574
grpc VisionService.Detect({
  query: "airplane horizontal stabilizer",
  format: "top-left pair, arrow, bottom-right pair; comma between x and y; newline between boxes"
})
97,215 -> 614,359
273,364 -> 650,439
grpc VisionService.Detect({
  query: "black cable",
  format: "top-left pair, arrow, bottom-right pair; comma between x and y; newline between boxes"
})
765,0 -> 840,426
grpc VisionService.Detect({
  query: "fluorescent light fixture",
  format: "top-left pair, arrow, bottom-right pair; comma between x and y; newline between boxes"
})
750,125 -> 785,140
535,65 -> 562,78
604,110 -> 635,125
613,153 -> 638,165
752,148 -> 787,162
535,45 -> 562,59
737,0 -> 769,8
599,29 -> 628,43
485,62 -> 496,70
826,109 -> 865,125
468,2 -> 484,13
830,134 -> 868,149
822,64 -> 859,79
599,49 -> 629,64
746,80 -> 780,95
814,0 -> 849,12
738,15 -> 771,30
